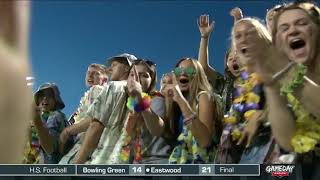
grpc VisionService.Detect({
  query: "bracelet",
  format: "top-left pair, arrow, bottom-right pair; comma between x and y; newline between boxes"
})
201,35 -> 209,39
183,113 -> 197,126
126,92 -> 152,112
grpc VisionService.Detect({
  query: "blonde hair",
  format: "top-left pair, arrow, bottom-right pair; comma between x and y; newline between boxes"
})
88,63 -> 109,83
163,58 -> 214,136
231,17 -> 272,50
89,63 -> 108,75
175,58 -> 213,110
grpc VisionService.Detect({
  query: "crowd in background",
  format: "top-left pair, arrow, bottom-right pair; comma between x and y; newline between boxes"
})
1,1 -> 320,180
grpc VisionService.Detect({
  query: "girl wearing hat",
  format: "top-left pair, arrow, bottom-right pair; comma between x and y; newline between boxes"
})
23,83 -> 68,164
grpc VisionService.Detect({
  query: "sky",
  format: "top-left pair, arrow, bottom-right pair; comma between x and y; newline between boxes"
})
29,0 -> 303,117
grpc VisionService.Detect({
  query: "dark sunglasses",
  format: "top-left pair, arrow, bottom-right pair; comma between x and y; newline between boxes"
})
173,67 -> 196,77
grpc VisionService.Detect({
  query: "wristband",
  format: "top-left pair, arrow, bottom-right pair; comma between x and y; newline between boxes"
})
183,113 -> 197,126
127,92 -> 152,112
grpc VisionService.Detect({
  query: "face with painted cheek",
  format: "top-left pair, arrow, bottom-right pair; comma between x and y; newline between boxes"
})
128,64 -> 152,92
85,67 -> 102,87
174,60 -> 196,92
276,9 -> 319,64
38,89 -> 56,112
226,50 -> 242,77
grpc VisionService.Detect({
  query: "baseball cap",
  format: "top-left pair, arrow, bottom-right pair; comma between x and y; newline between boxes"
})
107,53 -> 137,66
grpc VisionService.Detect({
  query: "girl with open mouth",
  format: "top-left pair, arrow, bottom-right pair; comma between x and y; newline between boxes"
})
161,58 -> 223,164
241,2 -> 320,179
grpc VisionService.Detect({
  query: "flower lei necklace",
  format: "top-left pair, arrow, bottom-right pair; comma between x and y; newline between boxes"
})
119,112 -> 145,164
280,63 -> 320,154
23,111 -> 51,163
119,92 -> 161,163
223,68 -> 264,141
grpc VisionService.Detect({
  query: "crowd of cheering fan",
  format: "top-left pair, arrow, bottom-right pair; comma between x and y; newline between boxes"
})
0,1 -> 320,179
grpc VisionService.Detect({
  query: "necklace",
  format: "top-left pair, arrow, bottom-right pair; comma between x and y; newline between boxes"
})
223,68 -> 264,141
280,63 -> 320,153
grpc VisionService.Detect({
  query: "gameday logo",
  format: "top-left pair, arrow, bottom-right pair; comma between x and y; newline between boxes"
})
265,165 -> 295,178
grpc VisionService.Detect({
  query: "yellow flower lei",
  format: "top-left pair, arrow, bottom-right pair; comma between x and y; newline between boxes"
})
280,64 -> 320,153
223,68 -> 264,141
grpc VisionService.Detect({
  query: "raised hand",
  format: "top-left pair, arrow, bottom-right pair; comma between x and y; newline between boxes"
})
197,14 -> 215,38
127,66 -> 143,98
230,7 -> 243,22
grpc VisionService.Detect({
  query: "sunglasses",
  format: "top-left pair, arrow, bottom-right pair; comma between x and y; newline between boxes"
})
173,67 -> 196,77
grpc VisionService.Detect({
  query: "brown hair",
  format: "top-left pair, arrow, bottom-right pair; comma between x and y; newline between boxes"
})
271,2 -> 320,44
129,59 -> 157,94
232,18 -> 272,49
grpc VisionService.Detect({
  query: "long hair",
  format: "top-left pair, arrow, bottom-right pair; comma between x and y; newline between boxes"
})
164,58 -> 214,137
175,58 -> 213,110
159,73 -> 176,136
